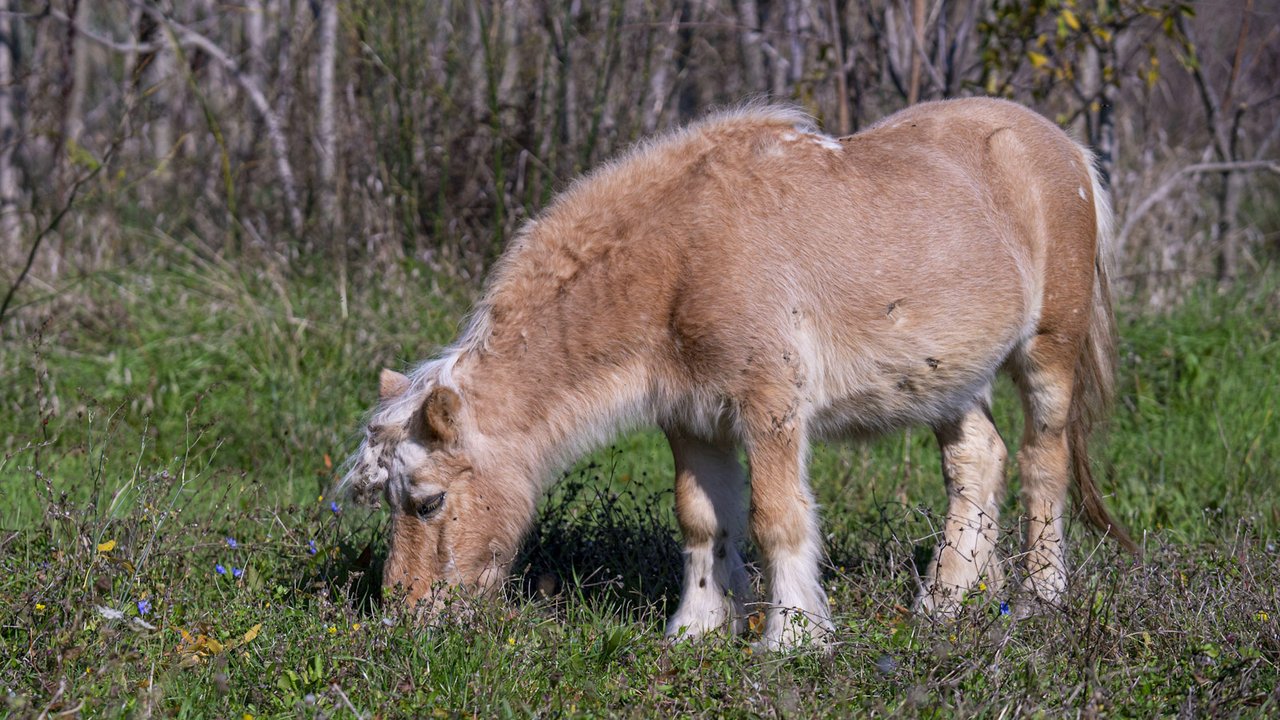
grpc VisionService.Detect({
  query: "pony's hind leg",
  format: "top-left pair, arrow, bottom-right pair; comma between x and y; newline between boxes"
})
664,433 -> 752,639
917,397 -> 1008,617
740,402 -> 833,650
1011,336 -> 1078,606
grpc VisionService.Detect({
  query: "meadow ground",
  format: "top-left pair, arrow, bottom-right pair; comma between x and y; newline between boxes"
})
1,250 -> 1278,718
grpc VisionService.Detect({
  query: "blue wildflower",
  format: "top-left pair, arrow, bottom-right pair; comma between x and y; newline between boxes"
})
1000,601 -> 1011,616
226,537 -> 238,549
232,567 -> 243,579
308,539 -> 318,555
330,501 -> 341,515
137,599 -> 151,615
215,563 -> 227,575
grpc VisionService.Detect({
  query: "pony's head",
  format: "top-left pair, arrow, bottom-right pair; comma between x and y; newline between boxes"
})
342,366 -> 533,612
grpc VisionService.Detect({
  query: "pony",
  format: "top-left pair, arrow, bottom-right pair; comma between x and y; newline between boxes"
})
341,97 -> 1135,650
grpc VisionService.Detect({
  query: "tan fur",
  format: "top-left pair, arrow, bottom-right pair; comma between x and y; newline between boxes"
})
342,98 -> 1131,648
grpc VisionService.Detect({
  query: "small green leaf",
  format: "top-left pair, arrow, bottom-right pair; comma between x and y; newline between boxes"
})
66,138 -> 101,171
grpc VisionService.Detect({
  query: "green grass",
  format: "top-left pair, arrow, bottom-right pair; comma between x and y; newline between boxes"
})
2,251 -> 1278,717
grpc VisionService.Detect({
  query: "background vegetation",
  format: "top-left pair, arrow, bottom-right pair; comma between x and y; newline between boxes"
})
1,0 -> 1278,716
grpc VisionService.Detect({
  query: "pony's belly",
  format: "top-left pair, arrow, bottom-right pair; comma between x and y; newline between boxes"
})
806,348 -> 1004,439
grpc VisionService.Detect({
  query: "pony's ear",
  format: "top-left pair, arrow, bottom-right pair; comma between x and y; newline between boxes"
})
423,386 -> 461,444
379,368 -> 410,400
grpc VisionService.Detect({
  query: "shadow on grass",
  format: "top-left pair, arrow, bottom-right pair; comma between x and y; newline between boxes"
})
515,471 -> 683,618
320,467 -> 684,622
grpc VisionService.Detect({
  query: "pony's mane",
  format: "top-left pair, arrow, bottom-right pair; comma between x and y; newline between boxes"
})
336,309 -> 491,500
574,103 -> 817,194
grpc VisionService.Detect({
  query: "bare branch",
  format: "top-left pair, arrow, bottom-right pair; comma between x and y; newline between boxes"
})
1118,161 -> 1280,250
0,146 -> 115,326
44,7 -> 165,54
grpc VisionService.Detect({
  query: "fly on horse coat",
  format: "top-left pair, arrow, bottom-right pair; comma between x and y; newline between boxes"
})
342,97 -> 1134,650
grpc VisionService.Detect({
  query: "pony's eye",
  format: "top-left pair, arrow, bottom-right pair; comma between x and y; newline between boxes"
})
416,492 -> 446,519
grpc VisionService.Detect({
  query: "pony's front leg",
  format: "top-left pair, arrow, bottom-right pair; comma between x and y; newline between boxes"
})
664,433 -> 752,640
917,401 -> 1007,616
742,407 -> 833,650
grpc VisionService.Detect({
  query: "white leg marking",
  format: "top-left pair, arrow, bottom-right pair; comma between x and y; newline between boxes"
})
918,401 -> 1007,617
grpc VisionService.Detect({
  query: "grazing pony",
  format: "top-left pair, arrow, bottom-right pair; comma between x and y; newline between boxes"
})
342,98 -> 1135,650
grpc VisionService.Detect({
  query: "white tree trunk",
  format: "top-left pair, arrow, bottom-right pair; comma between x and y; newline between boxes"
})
64,0 -> 88,146
317,0 -> 339,233
0,0 -> 22,271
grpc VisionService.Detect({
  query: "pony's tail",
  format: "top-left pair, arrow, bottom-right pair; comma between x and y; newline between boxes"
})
1070,152 -> 1138,554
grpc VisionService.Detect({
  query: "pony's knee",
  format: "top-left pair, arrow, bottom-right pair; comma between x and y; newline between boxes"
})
936,406 -> 1007,507
1017,433 -> 1071,500
941,423 -> 1006,485
750,500 -> 816,556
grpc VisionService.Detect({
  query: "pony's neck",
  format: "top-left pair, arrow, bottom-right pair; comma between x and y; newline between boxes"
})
452,332 -> 650,488
443,198 -> 669,488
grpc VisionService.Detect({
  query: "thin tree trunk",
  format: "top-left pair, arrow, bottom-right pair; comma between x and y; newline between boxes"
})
908,0 -> 924,104
640,10 -> 680,133
246,0 -> 267,84
0,0 -> 22,272
786,0 -> 803,85
1097,83 -> 1116,189
736,0 -> 766,95
1216,171 -> 1243,281
242,0 -> 267,184
62,0 -> 87,147
1213,0 -> 1252,283
317,0 -> 339,234
827,0 -> 850,134
145,22 -> 173,178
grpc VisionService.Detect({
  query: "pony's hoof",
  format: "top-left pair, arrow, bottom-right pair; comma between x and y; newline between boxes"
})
665,613 -> 744,642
